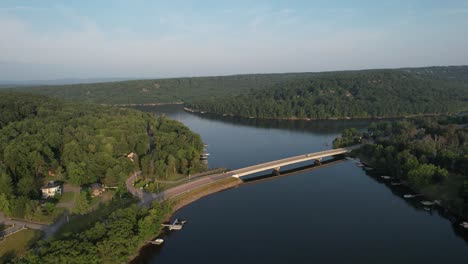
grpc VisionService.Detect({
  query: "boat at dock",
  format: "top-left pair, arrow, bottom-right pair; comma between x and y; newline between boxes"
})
381,175 -> 392,180
161,219 -> 187,231
404,194 -> 422,199
421,201 -> 435,206
149,238 -> 164,245
460,222 -> 468,228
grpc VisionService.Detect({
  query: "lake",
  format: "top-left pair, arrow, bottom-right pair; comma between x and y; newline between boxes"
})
132,105 -> 468,264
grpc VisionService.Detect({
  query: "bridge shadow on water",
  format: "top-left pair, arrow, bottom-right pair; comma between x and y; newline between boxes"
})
240,157 -> 346,184
241,156 -> 468,245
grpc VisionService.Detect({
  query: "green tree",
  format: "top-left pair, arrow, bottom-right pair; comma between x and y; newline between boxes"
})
73,191 -> 90,215
0,193 -> 11,215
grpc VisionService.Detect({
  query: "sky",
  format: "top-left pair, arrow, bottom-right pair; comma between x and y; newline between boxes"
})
1,0 -> 468,81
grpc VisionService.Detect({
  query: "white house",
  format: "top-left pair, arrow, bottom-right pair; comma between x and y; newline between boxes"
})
41,181 -> 62,199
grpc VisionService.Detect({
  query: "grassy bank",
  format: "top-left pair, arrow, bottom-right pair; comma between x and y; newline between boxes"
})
168,177 -> 242,212
0,229 -> 42,263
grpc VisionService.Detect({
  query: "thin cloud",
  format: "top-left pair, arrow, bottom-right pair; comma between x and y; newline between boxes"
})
0,6 -> 49,12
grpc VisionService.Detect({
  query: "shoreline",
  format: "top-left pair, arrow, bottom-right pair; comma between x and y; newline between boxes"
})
129,177 -> 242,263
353,151 -> 468,224
108,102 -> 184,107
183,107 -> 447,122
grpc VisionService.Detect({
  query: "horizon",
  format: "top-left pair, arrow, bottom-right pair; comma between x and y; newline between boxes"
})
1,0 -> 468,81
1,63 -> 468,84
0,64 -> 468,86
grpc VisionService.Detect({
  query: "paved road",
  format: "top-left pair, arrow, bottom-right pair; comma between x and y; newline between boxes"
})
0,212 -> 69,239
0,224 -> 25,238
130,146 -> 358,207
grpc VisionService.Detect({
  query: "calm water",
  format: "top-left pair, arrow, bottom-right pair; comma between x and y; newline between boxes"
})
133,105 -> 468,264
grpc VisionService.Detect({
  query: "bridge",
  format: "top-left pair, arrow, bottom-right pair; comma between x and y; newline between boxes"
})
130,145 -> 361,205
230,146 -> 360,178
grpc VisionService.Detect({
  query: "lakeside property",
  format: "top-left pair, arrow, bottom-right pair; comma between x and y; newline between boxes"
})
334,115 -> 468,222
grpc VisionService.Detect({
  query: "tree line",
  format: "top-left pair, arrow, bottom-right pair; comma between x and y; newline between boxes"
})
7,66 -> 468,105
0,92 -> 204,220
335,115 -> 468,217
16,201 -> 171,263
187,70 -> 468,119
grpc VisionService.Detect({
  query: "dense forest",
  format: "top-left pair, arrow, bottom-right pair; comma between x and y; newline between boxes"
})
6,73 -> 320,104
17,201 -> 171,264
334,115 -> 468,217
187,70 -> 468,119
6,66 -> 468,106
0,92 -> 204,220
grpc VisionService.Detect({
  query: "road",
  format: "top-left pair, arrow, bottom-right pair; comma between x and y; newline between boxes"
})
0,146 -> 357,239
230,146 -> 358,177
0,211 -> 69,239
129,146 -> 358,206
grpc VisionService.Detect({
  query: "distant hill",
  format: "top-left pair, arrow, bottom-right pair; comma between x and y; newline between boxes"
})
6,66 -> 468,108
7,72 -> 323,104
187,69 -> 468,119
401,65 -> 468,84
0,77 -> 137,87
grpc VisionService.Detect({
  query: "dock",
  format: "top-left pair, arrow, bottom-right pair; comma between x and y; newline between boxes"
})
161,219 -> 186,231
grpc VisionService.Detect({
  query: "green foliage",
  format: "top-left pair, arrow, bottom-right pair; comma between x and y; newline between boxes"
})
17,202 -> 171,264
8,72 -> 323,104
73,191 -> 90,215
0,92 -> 204,220
188,70 -> 468,119
8,66 -> 468,107
408,164 -> 448,189
333,128 -> 362,148
347,115 -> 468,216
0,193 -> 11,215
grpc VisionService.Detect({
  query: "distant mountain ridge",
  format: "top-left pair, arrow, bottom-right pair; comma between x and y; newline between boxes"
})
186,67 -> 468,120
5,66 -> 468,108
0,77 -> 139,86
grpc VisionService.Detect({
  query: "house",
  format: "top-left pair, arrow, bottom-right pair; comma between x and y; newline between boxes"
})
90,183 -> 105,197
127,152 -> 137,162
41,181 -> 62,199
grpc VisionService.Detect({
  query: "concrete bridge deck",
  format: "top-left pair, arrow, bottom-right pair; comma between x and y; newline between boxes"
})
230,146 -> 359,178
130,145 -> 360,205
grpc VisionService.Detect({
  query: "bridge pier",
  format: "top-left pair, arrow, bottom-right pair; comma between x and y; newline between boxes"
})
272,167 -> 281,174
314,158 -> 322,165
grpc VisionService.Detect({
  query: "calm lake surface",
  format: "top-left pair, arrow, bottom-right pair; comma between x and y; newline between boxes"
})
133,105 -> 468,264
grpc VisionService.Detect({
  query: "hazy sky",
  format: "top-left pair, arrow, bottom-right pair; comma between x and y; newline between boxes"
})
1,0 -> 468,81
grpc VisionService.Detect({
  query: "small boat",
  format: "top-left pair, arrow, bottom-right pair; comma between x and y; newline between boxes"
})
381,176 -> 392,180
149,238 -> 164,245
404,194 -> 422,199
390,182 -> 402,186
423,207 -> 431,211
421,201 -> 435,206
434,200 -> 442,205
460,222 -> 468,228
356,163 -> 365,167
